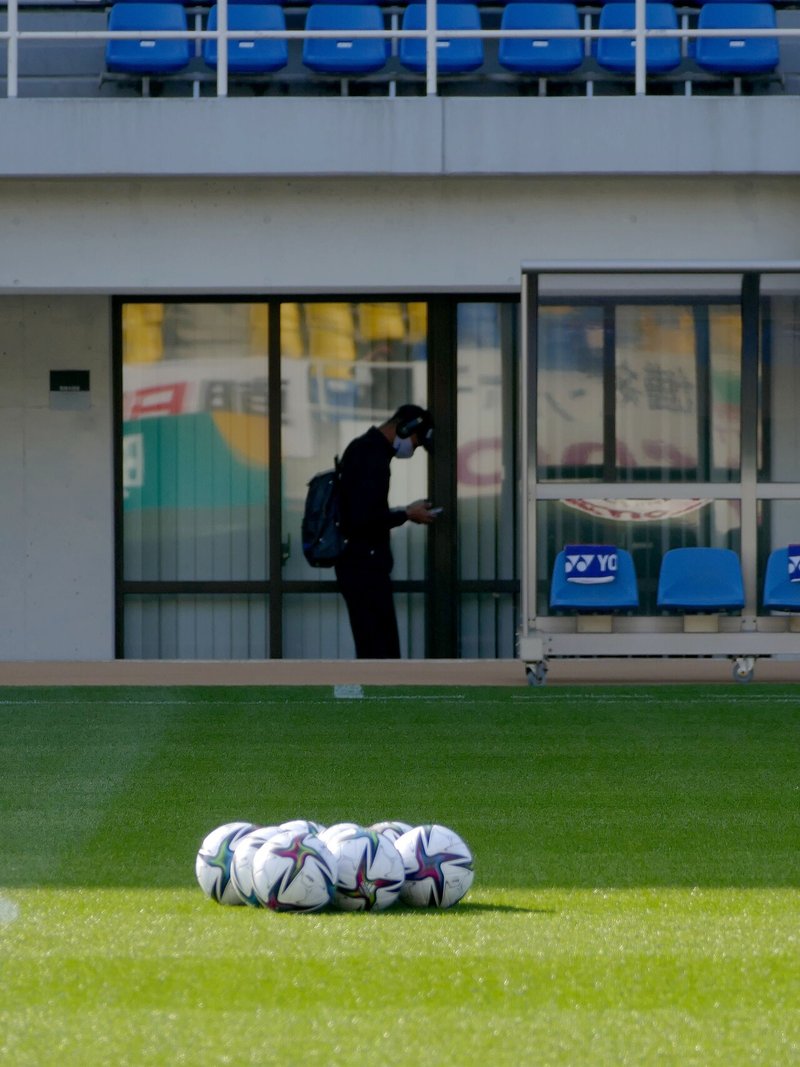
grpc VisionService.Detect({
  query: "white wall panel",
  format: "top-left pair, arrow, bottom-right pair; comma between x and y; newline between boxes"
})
0,297 -> 113,659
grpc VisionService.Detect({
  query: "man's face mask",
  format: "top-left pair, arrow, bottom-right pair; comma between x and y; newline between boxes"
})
393,435 -> 415,460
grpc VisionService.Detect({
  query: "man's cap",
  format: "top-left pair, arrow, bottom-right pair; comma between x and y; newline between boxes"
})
392,404 -> 434,452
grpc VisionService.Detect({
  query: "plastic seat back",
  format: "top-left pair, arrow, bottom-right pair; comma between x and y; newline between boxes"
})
499,3 -> 583,74
303,4 -> 388,74
657,547 -> 745,612
106,2 -> 191,74
596,3 -> 681,74
203,5 -> 288,73
550,546 -> 639,612
696,3 -> 778,75
762,546 -> 800,611
400,4 -> 484,74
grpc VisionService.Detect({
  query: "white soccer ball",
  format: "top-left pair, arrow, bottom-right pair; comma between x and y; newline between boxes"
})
252,830 -> 337,913
395,824 -> 474,909
328,828 -> 405,912
230,825 -> 281,906
279,819 -> 327,835
370,820 -> 413,844
195,821 -> 259,904
319,821 -> 363,846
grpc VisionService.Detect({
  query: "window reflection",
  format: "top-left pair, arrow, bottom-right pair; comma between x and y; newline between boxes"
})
122,302 -> 270,585
457,303 -> 518,657
537,302 -> 740,483
280,302 -> 429,657
759,287 -> 800,482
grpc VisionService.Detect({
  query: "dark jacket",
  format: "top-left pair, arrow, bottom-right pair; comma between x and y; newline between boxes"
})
337,426 -> 407,570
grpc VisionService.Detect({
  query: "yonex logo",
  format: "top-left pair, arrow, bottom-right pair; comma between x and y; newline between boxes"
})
788,545 -> 800,581
565,545 -> 618,585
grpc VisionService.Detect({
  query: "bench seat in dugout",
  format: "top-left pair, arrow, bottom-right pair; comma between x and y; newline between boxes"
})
762,546 -> 800,612
498,3 -> 584,76
595,2 -> 681,75
105,2 -> 191,74
656,547 -> 745,612
203,5 -> 288,73
695,3 -> 779,75
400,3 -> 484,75
549,546 -> 639,612
303,2 -> 389,75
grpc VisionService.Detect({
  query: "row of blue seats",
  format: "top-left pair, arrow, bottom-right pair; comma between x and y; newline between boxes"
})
105,0 -> 780,77
550,545 -> 800,613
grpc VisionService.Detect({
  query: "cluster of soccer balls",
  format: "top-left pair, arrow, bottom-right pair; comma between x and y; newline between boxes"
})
195,819 -> 474,913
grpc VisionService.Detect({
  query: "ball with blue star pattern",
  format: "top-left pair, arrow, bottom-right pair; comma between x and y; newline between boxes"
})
327,828 -> 405,911
394,824 -> 474,908
195,821 -> 259,905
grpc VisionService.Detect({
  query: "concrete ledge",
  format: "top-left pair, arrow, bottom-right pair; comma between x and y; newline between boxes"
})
0,659 -> 525,687
0,658 -> 798,686
1,97 -> 800,178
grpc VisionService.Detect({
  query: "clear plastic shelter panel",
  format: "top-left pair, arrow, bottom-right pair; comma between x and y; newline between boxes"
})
535,273 -> 743,484
758,274 -> 800,483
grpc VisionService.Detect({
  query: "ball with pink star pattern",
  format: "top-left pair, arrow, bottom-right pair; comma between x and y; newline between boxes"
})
395,824 -> 474,908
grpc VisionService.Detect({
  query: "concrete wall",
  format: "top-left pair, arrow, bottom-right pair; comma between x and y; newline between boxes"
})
1,98 -> 800,178
0,297 -> 113,659
0,175 -> 799,293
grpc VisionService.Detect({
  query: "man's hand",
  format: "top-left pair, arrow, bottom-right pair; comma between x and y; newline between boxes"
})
406,500 -> 440,525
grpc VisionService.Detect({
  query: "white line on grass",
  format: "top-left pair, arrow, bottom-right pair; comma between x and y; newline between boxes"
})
0,692 -> 794,707
0,694 -> 467,707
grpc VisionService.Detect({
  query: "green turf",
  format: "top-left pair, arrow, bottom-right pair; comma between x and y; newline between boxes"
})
1,685 -> 799,1064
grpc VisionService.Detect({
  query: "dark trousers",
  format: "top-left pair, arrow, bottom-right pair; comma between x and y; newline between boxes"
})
335,554 -> 400,659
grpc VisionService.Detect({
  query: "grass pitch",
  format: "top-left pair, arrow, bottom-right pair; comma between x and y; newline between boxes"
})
1,684 -> 799,1065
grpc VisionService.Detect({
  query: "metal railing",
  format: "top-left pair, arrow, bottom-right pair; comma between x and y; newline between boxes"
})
0,0 -> 798,98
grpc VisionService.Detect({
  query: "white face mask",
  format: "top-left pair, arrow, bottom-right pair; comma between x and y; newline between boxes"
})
393,436 -> 415,460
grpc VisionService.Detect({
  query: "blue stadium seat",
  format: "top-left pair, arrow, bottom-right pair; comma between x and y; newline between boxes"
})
550,547 -> 639,611
595,3 -> 681,75
657,548 -> 745,612
106,3 -> 191,74
762,547 -> 800,611
695,3 -> 779,75
303,4 -> 388,74
400,4 -> 484,75
203,5 -> 288,73
498,3 -> 584,75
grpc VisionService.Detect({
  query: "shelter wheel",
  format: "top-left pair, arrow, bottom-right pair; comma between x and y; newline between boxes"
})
733,656 -> 755,683
526,662 -> 548,687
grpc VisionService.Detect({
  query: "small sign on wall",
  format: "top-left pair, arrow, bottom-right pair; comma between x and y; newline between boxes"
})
50,370 -> 90,411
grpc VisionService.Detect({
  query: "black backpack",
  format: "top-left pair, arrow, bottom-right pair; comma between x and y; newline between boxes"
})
301,457 -> 347,568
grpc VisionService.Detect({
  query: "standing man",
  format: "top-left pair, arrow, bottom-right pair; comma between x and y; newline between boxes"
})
335,404 -> 439,659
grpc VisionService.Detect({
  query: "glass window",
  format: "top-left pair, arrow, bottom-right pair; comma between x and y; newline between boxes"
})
124,595 -> 268,659
457,303 -> 518,656
459,593 -> 517,658
122,302 -> 270,581
281,301 -> 429,655
282,592 -> 425,659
